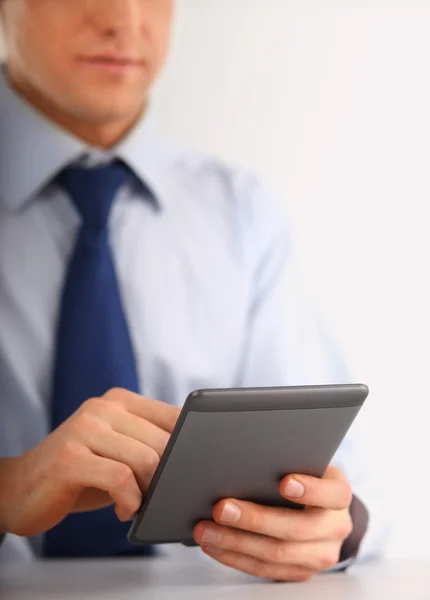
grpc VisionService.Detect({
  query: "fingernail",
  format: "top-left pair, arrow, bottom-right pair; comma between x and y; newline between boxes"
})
201,527 -> 222,545
220,501 -> 241,524
284,479 -> 305,498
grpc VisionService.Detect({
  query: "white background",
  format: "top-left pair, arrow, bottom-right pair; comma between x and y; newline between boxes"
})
152,0 -> 430,558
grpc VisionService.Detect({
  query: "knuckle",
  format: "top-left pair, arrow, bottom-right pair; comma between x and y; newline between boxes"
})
224,532 -> 241,554
142,448 -> 160,476
290,519 -> 309,541
81,396 -> 106,415
54,440 -> 83,478
153,432 -> 170,460
160,432 -> 170,455
247,507 -> 265,532
82,396 -> 124,422
268,542 -> 289,565
57,439 -> 80,463
105,387 -> 126,397
316,548 -> 340,571
338,513 -> 353,540
112,464 -> 135,489
76,411 -> 107,435
341,485 -> 354,508
104,388 -> 128,402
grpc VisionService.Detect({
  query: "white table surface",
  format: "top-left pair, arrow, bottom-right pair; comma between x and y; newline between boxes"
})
1,546 -> 430,600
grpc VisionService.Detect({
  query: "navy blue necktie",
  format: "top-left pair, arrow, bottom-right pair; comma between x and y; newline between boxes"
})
44,161 -> 154,558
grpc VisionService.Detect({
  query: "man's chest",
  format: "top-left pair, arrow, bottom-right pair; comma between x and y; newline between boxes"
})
0,196 -> 252,455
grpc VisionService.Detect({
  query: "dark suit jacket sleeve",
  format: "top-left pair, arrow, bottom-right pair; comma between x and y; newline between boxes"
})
339,495 -> 369,563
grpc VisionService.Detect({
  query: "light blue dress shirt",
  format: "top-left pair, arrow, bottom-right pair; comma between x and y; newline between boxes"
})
0,68 -> 385,563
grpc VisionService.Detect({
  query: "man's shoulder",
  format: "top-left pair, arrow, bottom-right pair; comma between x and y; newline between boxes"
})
163,141 -> 291,258
167,143 -> 255,194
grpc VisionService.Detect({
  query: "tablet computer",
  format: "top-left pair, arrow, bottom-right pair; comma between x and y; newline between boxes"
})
128,383 -> 368,547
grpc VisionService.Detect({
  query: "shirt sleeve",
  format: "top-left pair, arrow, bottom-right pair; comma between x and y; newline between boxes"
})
234,175 -> 388,564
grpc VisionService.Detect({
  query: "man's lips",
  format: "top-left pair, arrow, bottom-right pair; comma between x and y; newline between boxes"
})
76,55 -> 145,74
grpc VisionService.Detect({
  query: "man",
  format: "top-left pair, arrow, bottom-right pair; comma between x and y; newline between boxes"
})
0,0 -> 384,580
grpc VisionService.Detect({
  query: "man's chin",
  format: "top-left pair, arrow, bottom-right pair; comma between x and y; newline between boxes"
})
70,98 -> 145,126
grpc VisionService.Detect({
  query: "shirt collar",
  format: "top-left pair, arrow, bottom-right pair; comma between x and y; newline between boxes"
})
0,66 -> 170,212
114,112 -> 171,212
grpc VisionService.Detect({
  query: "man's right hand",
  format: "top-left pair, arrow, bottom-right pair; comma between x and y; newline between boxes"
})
0,388 -> 180,538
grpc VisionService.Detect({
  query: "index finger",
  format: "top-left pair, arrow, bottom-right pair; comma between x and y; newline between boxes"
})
103,388 -> 181,433
280,466 -> 353,510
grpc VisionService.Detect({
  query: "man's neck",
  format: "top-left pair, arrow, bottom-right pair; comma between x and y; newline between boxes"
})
6,68 -> 144,149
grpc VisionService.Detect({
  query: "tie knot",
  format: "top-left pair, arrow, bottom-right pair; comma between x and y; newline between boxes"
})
57,160 -> 132,232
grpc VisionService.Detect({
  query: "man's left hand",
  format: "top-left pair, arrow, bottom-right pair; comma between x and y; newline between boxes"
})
193,466 -> 353,582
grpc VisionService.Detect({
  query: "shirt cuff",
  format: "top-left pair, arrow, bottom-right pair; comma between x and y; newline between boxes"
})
339,494 -> 369,564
